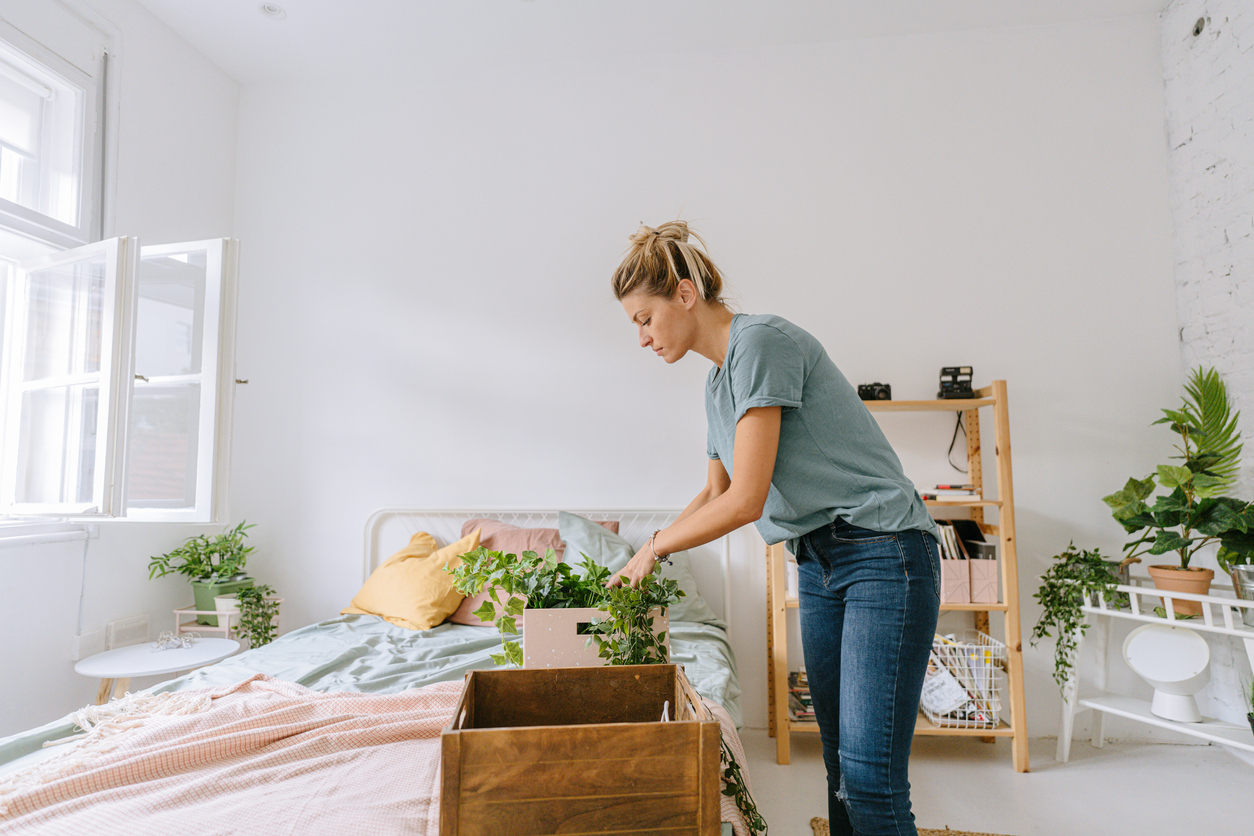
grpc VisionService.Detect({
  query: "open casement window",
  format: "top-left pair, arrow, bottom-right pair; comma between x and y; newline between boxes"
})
1,237 -> 132,515
0,237 -> 237,521
125,240 -> 236,522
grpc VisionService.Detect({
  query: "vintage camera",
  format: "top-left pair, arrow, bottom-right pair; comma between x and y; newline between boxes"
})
938,366 -> 975,399
857,382 -> 892,401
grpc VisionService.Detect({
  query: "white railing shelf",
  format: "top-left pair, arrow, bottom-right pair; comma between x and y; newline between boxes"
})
1057,577 -> 1254,764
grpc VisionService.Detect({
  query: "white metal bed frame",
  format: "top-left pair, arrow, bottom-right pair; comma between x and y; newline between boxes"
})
363,508 -> 733,627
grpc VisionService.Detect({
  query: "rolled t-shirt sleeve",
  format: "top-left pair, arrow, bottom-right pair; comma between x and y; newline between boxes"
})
728,323 -> 805,422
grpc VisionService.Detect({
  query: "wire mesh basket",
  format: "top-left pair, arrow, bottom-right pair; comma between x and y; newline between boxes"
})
920,630 -> 1006,729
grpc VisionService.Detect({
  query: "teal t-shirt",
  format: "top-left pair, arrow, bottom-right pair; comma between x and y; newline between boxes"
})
705,313 -> 939,554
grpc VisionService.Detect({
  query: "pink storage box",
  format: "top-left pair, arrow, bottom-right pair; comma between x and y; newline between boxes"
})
522,607 -> 669,668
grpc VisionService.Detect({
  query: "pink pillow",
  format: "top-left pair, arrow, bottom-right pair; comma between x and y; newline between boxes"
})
446,518 -> 619,626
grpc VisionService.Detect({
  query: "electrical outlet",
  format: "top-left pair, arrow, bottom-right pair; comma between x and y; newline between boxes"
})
106,616 -> 150,649
72,630 -> 104,661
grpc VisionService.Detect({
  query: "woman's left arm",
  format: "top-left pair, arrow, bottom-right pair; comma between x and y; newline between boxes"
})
610,406 -> 781,587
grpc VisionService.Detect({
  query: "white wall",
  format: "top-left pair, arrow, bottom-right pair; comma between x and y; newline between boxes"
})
230,14 -> 1178,736
0,0 -> 237,737
1160,0 -> 1254,725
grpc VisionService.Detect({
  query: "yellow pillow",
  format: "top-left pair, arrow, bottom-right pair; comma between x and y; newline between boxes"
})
341,528 -> 481,630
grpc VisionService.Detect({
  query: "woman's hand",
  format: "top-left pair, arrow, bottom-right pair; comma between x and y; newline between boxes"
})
607,544 -> 658,588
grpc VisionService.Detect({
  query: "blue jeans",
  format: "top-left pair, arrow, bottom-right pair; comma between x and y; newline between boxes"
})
796,520 -> 941,836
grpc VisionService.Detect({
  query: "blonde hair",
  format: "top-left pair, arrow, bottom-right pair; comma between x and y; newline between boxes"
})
611,220 -> 726,304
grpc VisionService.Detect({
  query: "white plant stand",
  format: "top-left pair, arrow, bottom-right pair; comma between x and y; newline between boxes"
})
1056,578 -> 1254,762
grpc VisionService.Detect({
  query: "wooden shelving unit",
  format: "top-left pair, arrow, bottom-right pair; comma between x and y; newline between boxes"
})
765,380 -> 1030,772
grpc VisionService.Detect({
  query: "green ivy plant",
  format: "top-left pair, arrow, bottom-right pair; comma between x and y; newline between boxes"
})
234,583 -> 280,648
1246,675 -> 1254,726
585,572 -> 682,666
447,546 -> 683,667
1103,367 -> 1253,571
1031,543 -> 1125,693
720,739 -> 767,835
148,521 -> 256,584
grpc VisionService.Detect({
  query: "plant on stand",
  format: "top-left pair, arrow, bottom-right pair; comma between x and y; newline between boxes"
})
1031,543 -> 1127,693
148,522 -> 256,626
1103,367 -> 1254,615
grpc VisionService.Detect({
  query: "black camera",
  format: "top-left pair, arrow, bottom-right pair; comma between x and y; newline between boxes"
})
857,382 -> 892,401
938,366 -> 975,399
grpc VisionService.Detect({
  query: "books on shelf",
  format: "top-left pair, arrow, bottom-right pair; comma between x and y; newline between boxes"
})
921,484 -> 982,502
788,670 -> 816,722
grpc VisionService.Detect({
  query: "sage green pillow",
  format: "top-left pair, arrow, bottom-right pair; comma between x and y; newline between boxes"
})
557,512 -> 723,626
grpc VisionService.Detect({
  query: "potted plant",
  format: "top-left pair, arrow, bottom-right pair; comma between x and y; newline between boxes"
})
148,521 -> 256,626
1031,543 -> 1127,693
448,546 -> 683,668
1103,367 -> 1254,615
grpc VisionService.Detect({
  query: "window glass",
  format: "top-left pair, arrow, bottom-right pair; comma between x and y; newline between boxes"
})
16,384 -> 98,504
134,251 -> 206,377
22,253 -> 105,381
0,42 -> 87,230
126,384 -> 199,506
127,248 -> 212,509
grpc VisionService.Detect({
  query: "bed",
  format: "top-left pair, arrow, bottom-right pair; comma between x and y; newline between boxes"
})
0,509 -> 750,835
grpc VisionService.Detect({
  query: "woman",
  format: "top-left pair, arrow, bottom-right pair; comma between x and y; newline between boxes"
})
609,221 -> 941,836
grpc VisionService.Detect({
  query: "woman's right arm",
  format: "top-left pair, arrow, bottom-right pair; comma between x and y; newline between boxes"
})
673,458 -> 732,525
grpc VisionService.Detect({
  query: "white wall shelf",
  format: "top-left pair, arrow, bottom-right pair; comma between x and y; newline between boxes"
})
1056,580 -> 1254,762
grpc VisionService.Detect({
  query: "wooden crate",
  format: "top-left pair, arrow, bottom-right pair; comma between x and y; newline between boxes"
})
440,664 -> 721,836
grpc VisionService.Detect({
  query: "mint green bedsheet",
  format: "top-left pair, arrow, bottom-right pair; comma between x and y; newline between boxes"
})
0,615 -> 742,767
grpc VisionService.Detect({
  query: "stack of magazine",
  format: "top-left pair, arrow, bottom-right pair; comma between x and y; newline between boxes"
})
919,631 -> 1005,728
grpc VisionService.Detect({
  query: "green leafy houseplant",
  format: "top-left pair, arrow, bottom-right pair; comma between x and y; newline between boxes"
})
1103,367 -> 1254,573
148,521 -> 256,583
1031,543 -> 1125,693
234,584 -> 280,648
149,522 -> 258,626
448,546 -> 683,668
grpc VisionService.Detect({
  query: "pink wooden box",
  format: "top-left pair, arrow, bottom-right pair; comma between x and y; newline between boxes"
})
522,607 -> 669,668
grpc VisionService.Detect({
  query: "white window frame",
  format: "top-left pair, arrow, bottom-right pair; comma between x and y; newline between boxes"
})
0,237 -> 238,523
0,236 -> 134,515
125,239 -> 237,523
0,20 -> 102,249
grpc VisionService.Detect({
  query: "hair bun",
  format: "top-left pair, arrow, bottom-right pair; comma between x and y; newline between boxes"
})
629,221 -> 689,246
653,220 -> 689,243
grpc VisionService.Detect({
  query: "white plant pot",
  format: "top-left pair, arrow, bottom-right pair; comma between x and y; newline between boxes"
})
213,594 -> 241,629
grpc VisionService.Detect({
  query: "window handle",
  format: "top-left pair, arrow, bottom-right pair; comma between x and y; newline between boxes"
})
135,374 -> 148,382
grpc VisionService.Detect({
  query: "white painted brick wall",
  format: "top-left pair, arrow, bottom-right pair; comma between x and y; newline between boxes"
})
1162,0 -> 1254,725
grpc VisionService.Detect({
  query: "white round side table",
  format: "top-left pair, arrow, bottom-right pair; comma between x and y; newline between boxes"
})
74,638 -> 241,704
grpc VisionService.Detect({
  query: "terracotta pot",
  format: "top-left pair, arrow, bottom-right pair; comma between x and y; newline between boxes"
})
1146,565 -> 1214,616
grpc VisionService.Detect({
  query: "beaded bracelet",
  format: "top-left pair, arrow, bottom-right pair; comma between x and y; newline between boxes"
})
649,529 -> 673,566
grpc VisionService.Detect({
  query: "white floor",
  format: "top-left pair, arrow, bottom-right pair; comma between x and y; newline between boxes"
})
740,728 -> 1252,836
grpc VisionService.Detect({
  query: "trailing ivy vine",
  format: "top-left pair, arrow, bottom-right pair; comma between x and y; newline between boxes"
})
1030,543 -> 1123,693
235,583 -> 280,648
